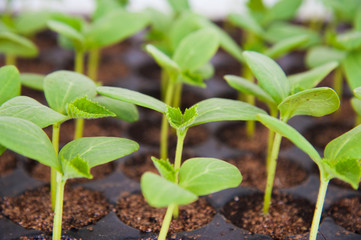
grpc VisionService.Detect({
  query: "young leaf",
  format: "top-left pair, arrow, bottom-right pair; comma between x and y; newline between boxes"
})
66,96 -> 116,119
58,137 -> 139,168
151,157 -> 176,183
0,31 -> 38,57
61,155 -> 92,180
145,44 -> 180,75
224,75 -> 275,106
173,28 -> 219,71
305,46 -> 346,68
336,31 -> 361,50
264,35 -> 309,59
264,0 -> 303,23
257,114 -> 322,164
351,97 -> 361,117
179,158 -> 242,196
97,86 -> 167,113
167,0 -> 190,13
328,158 -> 361,189
141,172 -> 197,208
0,96 -> 68,128
93,96 -> 139,122
289,61 -> 339,93
0,65 -> 20,105
278,87 -> 340,120
343,50 -> 361,90
191,98 -> 267,126
243,51 -> 290,104
44,70 -> 97,115
0,116 -> 59,171
354,87 -> 361,99
166,105 -> 198,130
14,11 -> 52,36
47,20 -> 84,50
20,73 -> 44,91
227,12 -> 264,36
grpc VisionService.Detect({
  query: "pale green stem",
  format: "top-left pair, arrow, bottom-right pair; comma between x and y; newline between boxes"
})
266,106 -> 278,172
309,177 -> 329,240
158,204 -> 176,240
52,172 -> 66,240
74,118 -> 84,140
172,83 -> 183,108
74,50 -> 85,140
263,132 -> 282,215
172,130 -> 186,218
88,48 -> 100,84
161,70 -> 169,101
5,54 -> 16,66
51,123 -> 60,210
160,81 -> 175,160
241,65 -> 255,138
333,67 -> 343,99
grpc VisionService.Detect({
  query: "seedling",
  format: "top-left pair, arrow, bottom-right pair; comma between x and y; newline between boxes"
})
257,113 -> 361,240
0,116 -> 139,240
225,51 -> 340,215
96,86 -> 266,239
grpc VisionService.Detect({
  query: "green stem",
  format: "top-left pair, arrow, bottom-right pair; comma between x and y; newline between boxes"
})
158,204 -> 176,240
172,83 -> 183,108
263,131 -> 282,215
309,178 -> 329,240
160,81 -> 175,160
242,65 -> 255,138
161,70 -> 169,101
266,106 -> 278,171
5,54 -> 16,66
333,67 -> 343,99
74,118 -> 84,140
88,48 -> 100,84
75,50 -> 84,74
52,172 -> 66,240
51,123 -> 60,210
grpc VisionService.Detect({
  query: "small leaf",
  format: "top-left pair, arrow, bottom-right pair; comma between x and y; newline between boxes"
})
44,70 -> 97,115
93,96 -> 139,122
47,19 -> 84,50
289,61 -> 339,93
61,155 -> 92,180
167,0 -> 190,13
179,158 -> 242,195
279,87 -> 340,120
351,97 -> 361,117
97,86 -> 167,113
336,31 -> 361,50
173,28 -> 219,71
0,116 -> 59,171
0,96 -> 68,128
141,172 -> 197,208
264,0 -> 302,23
178,70 -> 206,87
166,105 -> 198,130
265,35 -> 309,59
257,114 -> 322,165
343,50 -> 361,90
59,137 -> 139,168
243,51 -> 290,104
169,12 -> 200,50
305,46 -> 346,68
354,87 -> 361,99
227,12 -> 264,36
0,65 -> 20,105
225,75 -> 275,106
14,11 -> 51,36
0,31 -> 38,57
66,96 -> 116,119
151,156 -> 176,183
330,158 -> 361,189
20,73 -> 44,91
191,98 -> 266,126
145,44 -> 180,75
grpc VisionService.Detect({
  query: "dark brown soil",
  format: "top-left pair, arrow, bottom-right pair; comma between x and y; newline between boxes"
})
95,56 -> 129,85
0,150 -> 18,176
138,61 -> 161,80
0,186 -> 111,234
115,193 -> 216,234
127,118 -> 209,148
222,192 -> 314,240
227,153 -> 307,191
216,122 -> 293,154
26,160 -> 115,184
328,196 -> 361,234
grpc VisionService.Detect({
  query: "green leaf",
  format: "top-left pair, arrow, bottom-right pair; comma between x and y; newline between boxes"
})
279,87 -> 340,120
257,114 -> 322,164
66,96 -> 115,119
59,137 -> 138,168
167,0 -> 190,13
264,0 -> 302,23
191,98 -> 266,126
166,105 -> 198,130
93,96 -> 139,122
141,172 -> 197,208
179,158 -> 242,196
0,96 -> 67,128
14,11 -> 52,36
327,158 -> 361,189
0,65 -> 20,105
61,155 -> 92,180
173,28 -> 219,71
0,31 -> 38,57
20,73 -> 44,91
224,75 -> 275,106
265,35 -> 309,59
354,87 -> 361,99
243,51 -> 290,104
343,50 -> 361,90
325,123 -> 361,165
169,12 -> 200,50
97,86 -> 167,113
195,63 -> 214,80
351,97 -> 361,117
0,145 -> 5,156
289,61 -> 339,93
227,12 -> 264,36
305,46 -> 346,68
86,9 -> 148,48
44,70 -> 97,115
145,44 -> 180,75
92,0 -> 128,20
47,20 -> 84,51
355,7 -> 361,31
336,31 -> 361,50
178,70 -> 205,87
0,116 -> 59,171
151,156 -> 176,183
